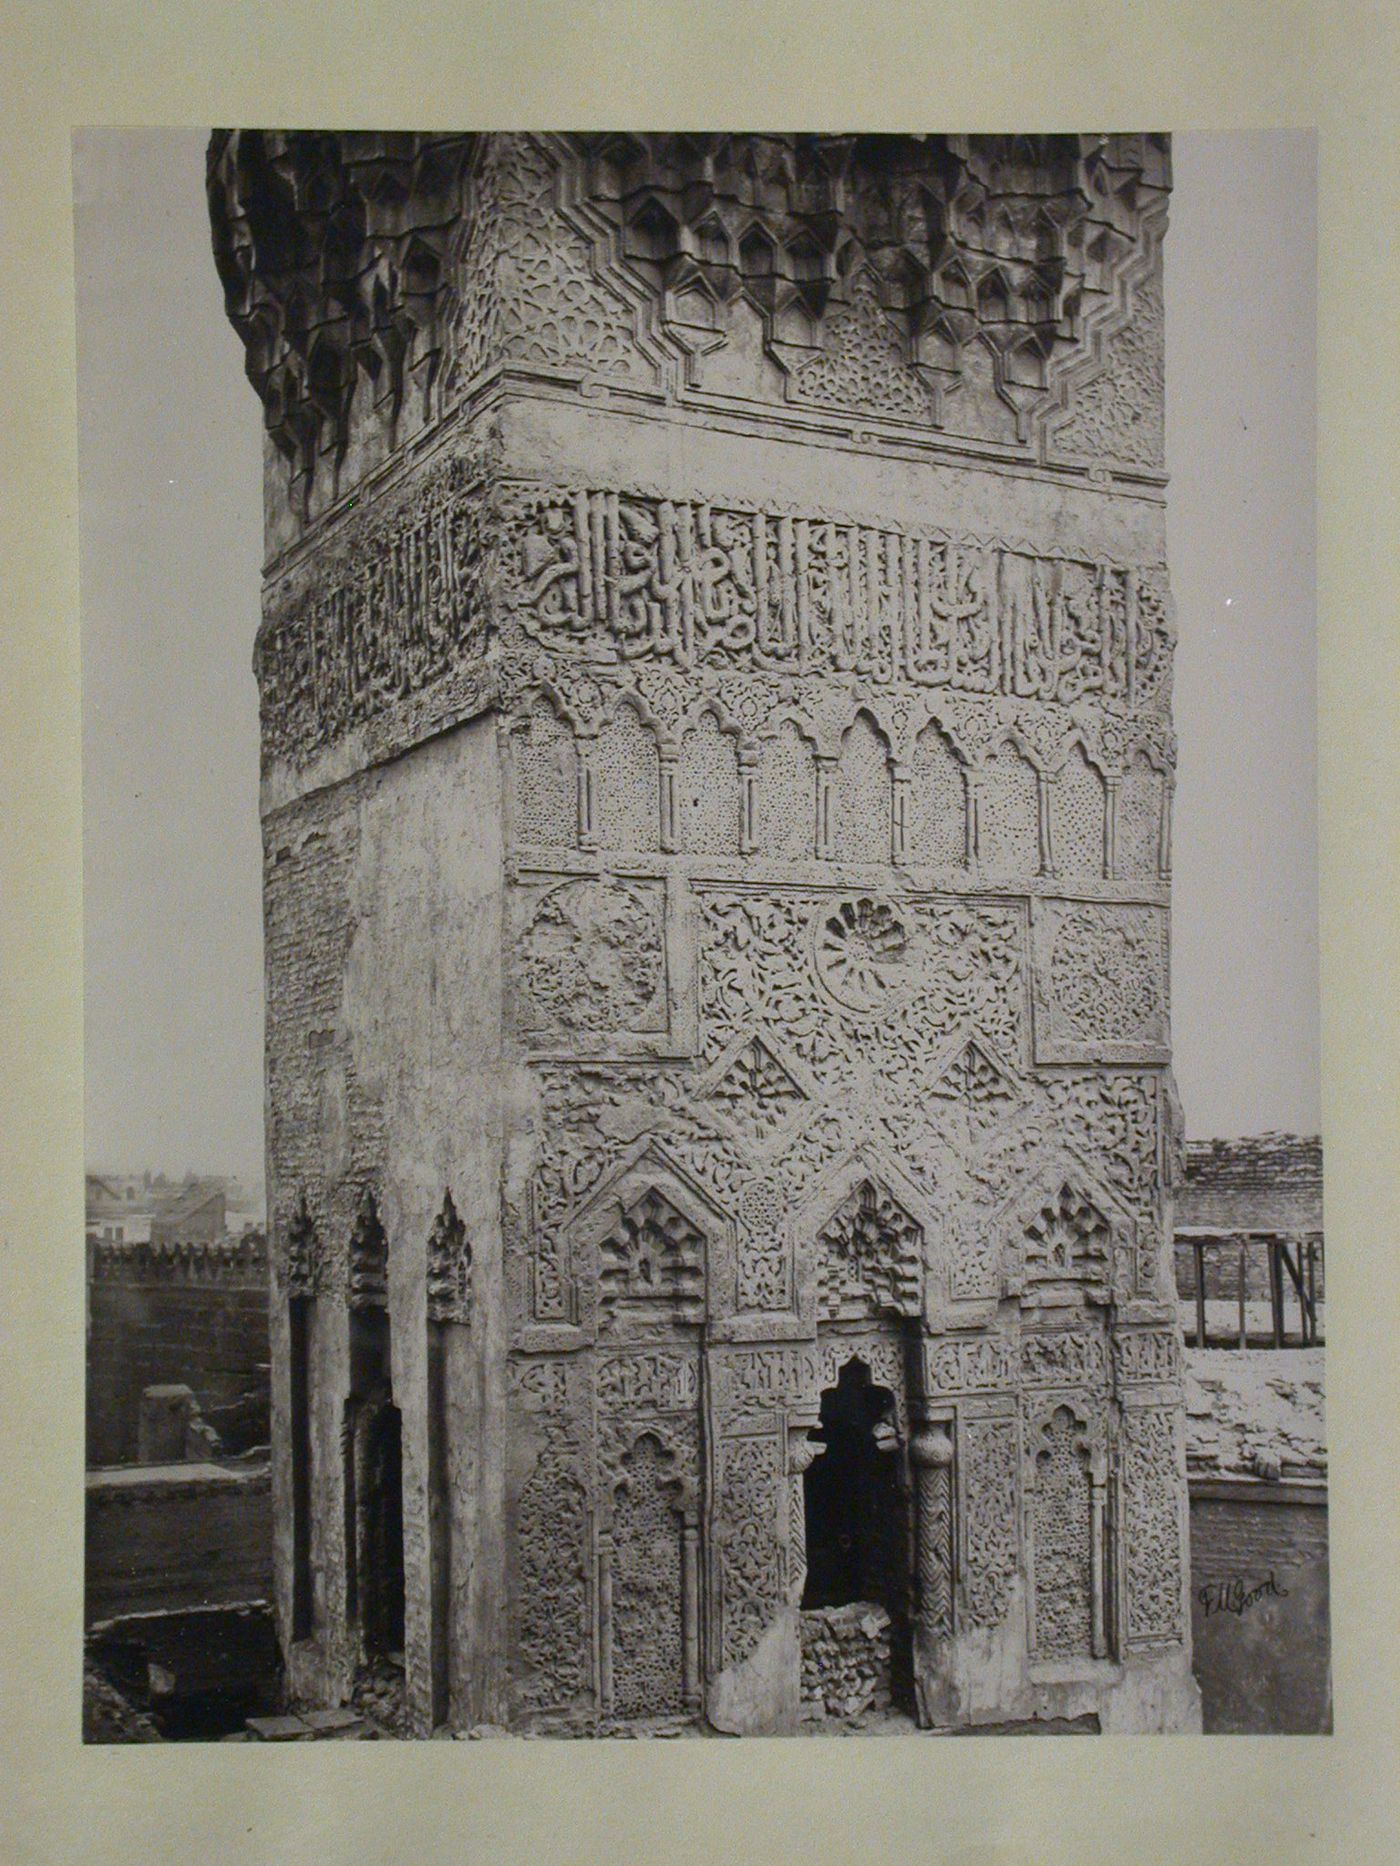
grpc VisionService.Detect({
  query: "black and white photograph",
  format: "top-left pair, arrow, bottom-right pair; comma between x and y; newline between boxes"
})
75,127 -> 1329,1745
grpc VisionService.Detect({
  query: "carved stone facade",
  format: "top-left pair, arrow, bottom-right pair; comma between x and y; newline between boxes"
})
212,130 -> 1198,1734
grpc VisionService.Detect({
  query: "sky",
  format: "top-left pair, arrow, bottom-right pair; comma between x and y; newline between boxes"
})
74,129 -> 1319,1187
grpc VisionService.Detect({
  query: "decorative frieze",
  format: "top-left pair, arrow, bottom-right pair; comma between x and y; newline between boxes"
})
923,1334 -> 1017,1395
1020,1327 -> 1109,1388
596,1350 -> 701,1413
506,485 -> 1172,708
258,442 -> 493,764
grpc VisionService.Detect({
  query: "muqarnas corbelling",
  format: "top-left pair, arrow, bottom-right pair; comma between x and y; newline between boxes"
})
210,132 -> 1171,539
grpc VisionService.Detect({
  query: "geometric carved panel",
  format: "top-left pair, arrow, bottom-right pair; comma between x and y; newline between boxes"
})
1032,898 -> 1169,1063
515,1422 -> 591,1714
717,1432 -> 785,1669
699,1032 -> 808,1145
961,1415 -> 1019,1630
929,1032 -> 1021,1124
1121,1406 -> 1185,1647
515,876 -> 668,1038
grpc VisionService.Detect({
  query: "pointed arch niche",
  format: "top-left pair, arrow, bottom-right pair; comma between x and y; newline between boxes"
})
907,721 -> 967,867
592,701 -> 661,852
834,711 -> 893,864
1115,749 -> 1165,879
977,738 -> 1041,874
512,697 -> 579,849
1027,1402 -> 1106,1662
1054,741 -> 1107,878
677,711 -> 742,855
343,1190 -> 405,1665
759,719 -> 815,860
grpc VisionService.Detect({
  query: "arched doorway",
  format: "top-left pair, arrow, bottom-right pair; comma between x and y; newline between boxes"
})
800,1356 -> 913,1719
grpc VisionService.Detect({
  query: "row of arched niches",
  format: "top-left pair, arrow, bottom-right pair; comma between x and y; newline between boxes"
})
511,695 -> 1170,879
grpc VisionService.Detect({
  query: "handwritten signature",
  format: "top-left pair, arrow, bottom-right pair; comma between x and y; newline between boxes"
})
1197,1571 -> 1290,1618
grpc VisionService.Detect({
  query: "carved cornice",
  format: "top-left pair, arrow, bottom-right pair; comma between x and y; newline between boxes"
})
210,132 -> 1171,514
208,131 -> 477,487
561,132 -> 1168,414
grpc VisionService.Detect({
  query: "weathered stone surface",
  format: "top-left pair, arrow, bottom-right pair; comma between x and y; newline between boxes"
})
1184,1347 -> 1327,1482
84,1462 -> 272,1623
211,130 -> 1198,1736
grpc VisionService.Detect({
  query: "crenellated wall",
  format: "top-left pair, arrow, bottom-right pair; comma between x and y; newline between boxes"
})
86,1235 -> 270,1467
212,130 -> 1198,1735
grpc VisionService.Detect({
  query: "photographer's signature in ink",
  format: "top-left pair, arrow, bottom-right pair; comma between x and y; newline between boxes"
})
1197,1570 -> 1290,1618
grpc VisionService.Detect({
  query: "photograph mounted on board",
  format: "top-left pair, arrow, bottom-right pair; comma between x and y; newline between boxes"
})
78,129 -> 1324,1742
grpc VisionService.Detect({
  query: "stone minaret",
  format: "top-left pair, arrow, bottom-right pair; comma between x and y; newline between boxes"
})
210,131 -> 1199,1735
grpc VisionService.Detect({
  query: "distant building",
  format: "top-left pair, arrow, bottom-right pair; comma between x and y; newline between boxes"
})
150,1184 -> 226,1247
87,1171 -> 265,1245
1174,1135 -> 1324,1348
84,1177 -> 275,1741
85,1173 -> 155,1245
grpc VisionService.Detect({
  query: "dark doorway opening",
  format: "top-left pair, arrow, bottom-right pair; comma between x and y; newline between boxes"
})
359,1397 -> 405,1656
288,1295 -> 313,1641
802,1357 -> 906,1614
345,1308 -> 406,1661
